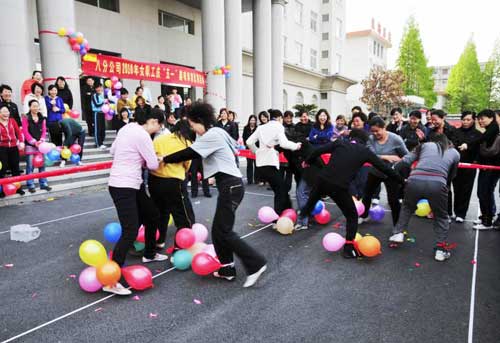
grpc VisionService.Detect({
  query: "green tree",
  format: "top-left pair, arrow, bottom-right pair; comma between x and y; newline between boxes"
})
483,38 -> 500,109
446,39 -> 488,113
293,103 -> 317,117
397,16 -> 436,107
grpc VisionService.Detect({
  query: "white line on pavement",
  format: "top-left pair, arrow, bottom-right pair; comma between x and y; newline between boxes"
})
467,229 -> 479,343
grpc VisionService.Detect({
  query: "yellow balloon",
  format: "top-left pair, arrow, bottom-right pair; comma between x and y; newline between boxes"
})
355,233 -> 363,242
57,27 -> 66,37
64,104 -> 70,113
187,242 -> 206,256
225,64 -> 232,70
415,203 -> 431,217
276,217 -> 294,235
104,80 -> 112,88
79,240 -> 107,267
0,161 -> 2,170
168,215 -> 173,226
61,148 -> 71,160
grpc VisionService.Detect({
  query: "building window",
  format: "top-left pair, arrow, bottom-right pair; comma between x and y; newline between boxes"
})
443,68 -> 449,75
322,14 -> 329,22
295,0 -> 303,25
77,0 -> 119,12
380,45 -> 384,58
335,18 -> 343,38
373,41 -> 377,55
295,41 -> 303,64
310,11 -> 318,32
320,92 -> 328,100
336,54 -> 342,73
321,50 -> 329,58
311,95 -> 318,106
158,10 -> 195,35
283,36 -> 287,59
283,90 -> 288,111
321,68 -> 329,75
322,32 -> 329,40
322,0 -> 329,3
296,92 -> 304,105
310,49 -> 318,69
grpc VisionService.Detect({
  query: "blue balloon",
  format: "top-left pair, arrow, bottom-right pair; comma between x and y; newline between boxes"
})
48,149 -> 61,161
369,205 -> 385,222
417,199 -> 429,205
70,153 -> 81,164
104,222 -> 122,243
44,154 -> 54,167
311,200 -> 325,215
172,250 -> 193,270
0,185 -> 2,193
225,72 -> 231,78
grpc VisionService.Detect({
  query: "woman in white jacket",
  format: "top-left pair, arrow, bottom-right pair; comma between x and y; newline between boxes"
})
246,109 -> 301,215
23,82 -> 47,118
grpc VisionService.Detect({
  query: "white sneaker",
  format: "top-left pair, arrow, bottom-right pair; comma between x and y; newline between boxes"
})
156,243 -> 165,249
102,282 -> 132,296
142,253 -> 169,263
473,223 -> 493,230
59,160 -> 66,168
389,232 -> 404,243
455,217 -> 464,223
473,218 -> 482,225
294,224 -> 309,231
77,161 -> 84,166
372,198 -> 380,205
434,249 -> 451,262
450,214 -> 456,220
358,217 -> 369,225
243,264 -> 267,288
99,145 -> 107,150
448,218 -> 452,224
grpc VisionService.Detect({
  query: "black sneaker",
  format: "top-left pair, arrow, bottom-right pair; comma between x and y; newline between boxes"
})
40,186 -> 52,192
191,193 -> 198,198
0,192 -> 4,198
343,243 -> 361,259
16,189 -> 25,196
204,193 -> 212,198
28,188 -> 36,194
213,265 -> 236,281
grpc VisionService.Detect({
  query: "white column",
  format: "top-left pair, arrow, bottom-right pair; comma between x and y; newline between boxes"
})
36,0 -> 81,114
271,0 -> 285,110
253,0 -> 272,113
202,0 -> 226,111
0,0 -> 33,104
224,0 -> 242,116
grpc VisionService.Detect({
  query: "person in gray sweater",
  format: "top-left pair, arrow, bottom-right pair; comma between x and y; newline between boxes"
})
390,134 -> 460,262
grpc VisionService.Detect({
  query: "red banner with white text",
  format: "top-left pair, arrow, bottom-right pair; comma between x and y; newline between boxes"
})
81,54 -> 206,88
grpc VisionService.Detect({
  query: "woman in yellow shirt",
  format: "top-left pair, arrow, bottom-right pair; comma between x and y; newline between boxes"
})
149,120 -> 194,250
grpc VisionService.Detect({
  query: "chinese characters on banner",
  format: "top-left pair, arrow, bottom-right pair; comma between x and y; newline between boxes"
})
81,54 -> 206,88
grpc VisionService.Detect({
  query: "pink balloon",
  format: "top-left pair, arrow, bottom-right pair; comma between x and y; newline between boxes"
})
322,232 -> 346,252
70,109 -> 80,119
111,76 -> 119,83
70,144 -> 82,154
71,43 -> 80,51
202,244 -> 217,258
191,252 -> 221,276
192,223 -> 208,243
355,201 -> 365,217
122,265 -> 153,290
113,81 -> 122,90
281,209 -> 297,223
33,153 -> 44,168
101,104 -> 110,114
78,267 -> 102,293
258,206 -> 279,224
314,209 -> 331,225
136,225 -> 160,243
175,228 -> 195,249
104,113 -> 114,121
38,142 -> 52,154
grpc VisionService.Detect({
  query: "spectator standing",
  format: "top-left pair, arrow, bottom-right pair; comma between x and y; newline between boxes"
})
91,83 -> 106,149
387,107 -> 406,134
81,77 -> 95,137
116,88 -> 133,117
243,115 -> 258,184
22,99 -> 51,193
0,84 -> 21,126
54,76 -> 73,109
134,96 -> 152,125
115,108 -> 132,132
139,80 -> 152,104
333,115 -> 348,140
295,111 -> 314,141
309,109 -> 334,146
23,82 -> 47,118
21,71 -> 43,103
399,110 -> 427,151
170,88 -> 183,118
44,85 -> 65,147
216,108 -> 239,141
156,95 -> 167,112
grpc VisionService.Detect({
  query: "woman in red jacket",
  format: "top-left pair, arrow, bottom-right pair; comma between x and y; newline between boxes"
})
0,104 -> 25,197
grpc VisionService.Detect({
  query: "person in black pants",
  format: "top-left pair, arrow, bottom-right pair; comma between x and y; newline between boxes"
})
297,129 -> 404,258
242,115 -> 258,184
162,102 -> 267,287
190,157 -> 211,198
81,77 -> 94,136
451,111 -> 482,222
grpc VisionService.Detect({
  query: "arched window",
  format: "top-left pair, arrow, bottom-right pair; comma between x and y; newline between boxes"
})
311,94 -> 318,106
283,89 -> 288,111
296,92 -> 304,105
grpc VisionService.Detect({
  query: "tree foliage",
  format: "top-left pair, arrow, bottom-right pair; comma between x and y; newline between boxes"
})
483,38 -> 500,109
397,16 -> 436,106
446,39 -> 488,113
293,103 -> 317,117
361,66 -> 409,115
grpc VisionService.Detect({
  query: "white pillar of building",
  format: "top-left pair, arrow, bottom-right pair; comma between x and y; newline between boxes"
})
202,0 -> 226,111
36,0 -> 81,113
253,0 -> 272,113
224,0 -> 242,116
0,0 -> 33,104
271,0 -> 285,111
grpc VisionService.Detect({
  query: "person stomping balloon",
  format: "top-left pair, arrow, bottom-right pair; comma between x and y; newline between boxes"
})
390,134 -> 460,262
107,110 -> 168,295
297,129 -> 405,258
161,102 -> 267,287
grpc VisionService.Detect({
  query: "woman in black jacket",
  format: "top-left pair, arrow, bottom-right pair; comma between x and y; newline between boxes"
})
216,108 -> 238,140
55,76 -> 73,109
133,96 -> 152,124
242,115 -> 258,184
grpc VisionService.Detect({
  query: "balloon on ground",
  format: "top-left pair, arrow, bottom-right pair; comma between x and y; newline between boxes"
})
369,205 -> 385,222
122,265 -> 153,290
78,267 -> 102,292
192,252 -> 221,276
258,206 -> 279,223
358,236 -> 381,257
322,232 -> 346,252
276,216 -> 294,235
96,260 -> 121,286
191,223 -> 208,243
103,222 -> 122,243
172,250 -> 193,270
175,228 -> 196,249
79,240 -> 107,267
281,209 -> 297,223
314,209 -> 331,224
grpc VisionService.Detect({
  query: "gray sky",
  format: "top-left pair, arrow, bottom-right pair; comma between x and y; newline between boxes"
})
346,0 -> 500,68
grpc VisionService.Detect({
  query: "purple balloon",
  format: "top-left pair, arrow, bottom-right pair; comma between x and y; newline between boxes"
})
369,205 -> 385,222
78,267 -> 102,292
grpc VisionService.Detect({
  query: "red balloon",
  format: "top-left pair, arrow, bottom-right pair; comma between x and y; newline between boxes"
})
281,209 -> 297,223
136,225 -> 160,243
314,209 -> 331,225
33,153 -> 44,168
70,144 -> 82,154
192,253 -> 221,276
68,37 -> 77,45
70,110 -> 80,119
122,265 -> 153,290
3,184 -> 17,196
175,228 -> 195,249
197,172 -> 202,181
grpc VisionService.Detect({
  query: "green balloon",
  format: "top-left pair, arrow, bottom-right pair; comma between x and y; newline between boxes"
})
133,241 -> 145,251
44,155 -> 54,167
172,250 -> 192,270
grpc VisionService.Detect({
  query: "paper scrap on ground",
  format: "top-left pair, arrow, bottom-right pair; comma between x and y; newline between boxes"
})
193,299 -> 202,305
149,313 -> 158,318
133,295 -> 140,301
4,264 -> 14,268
